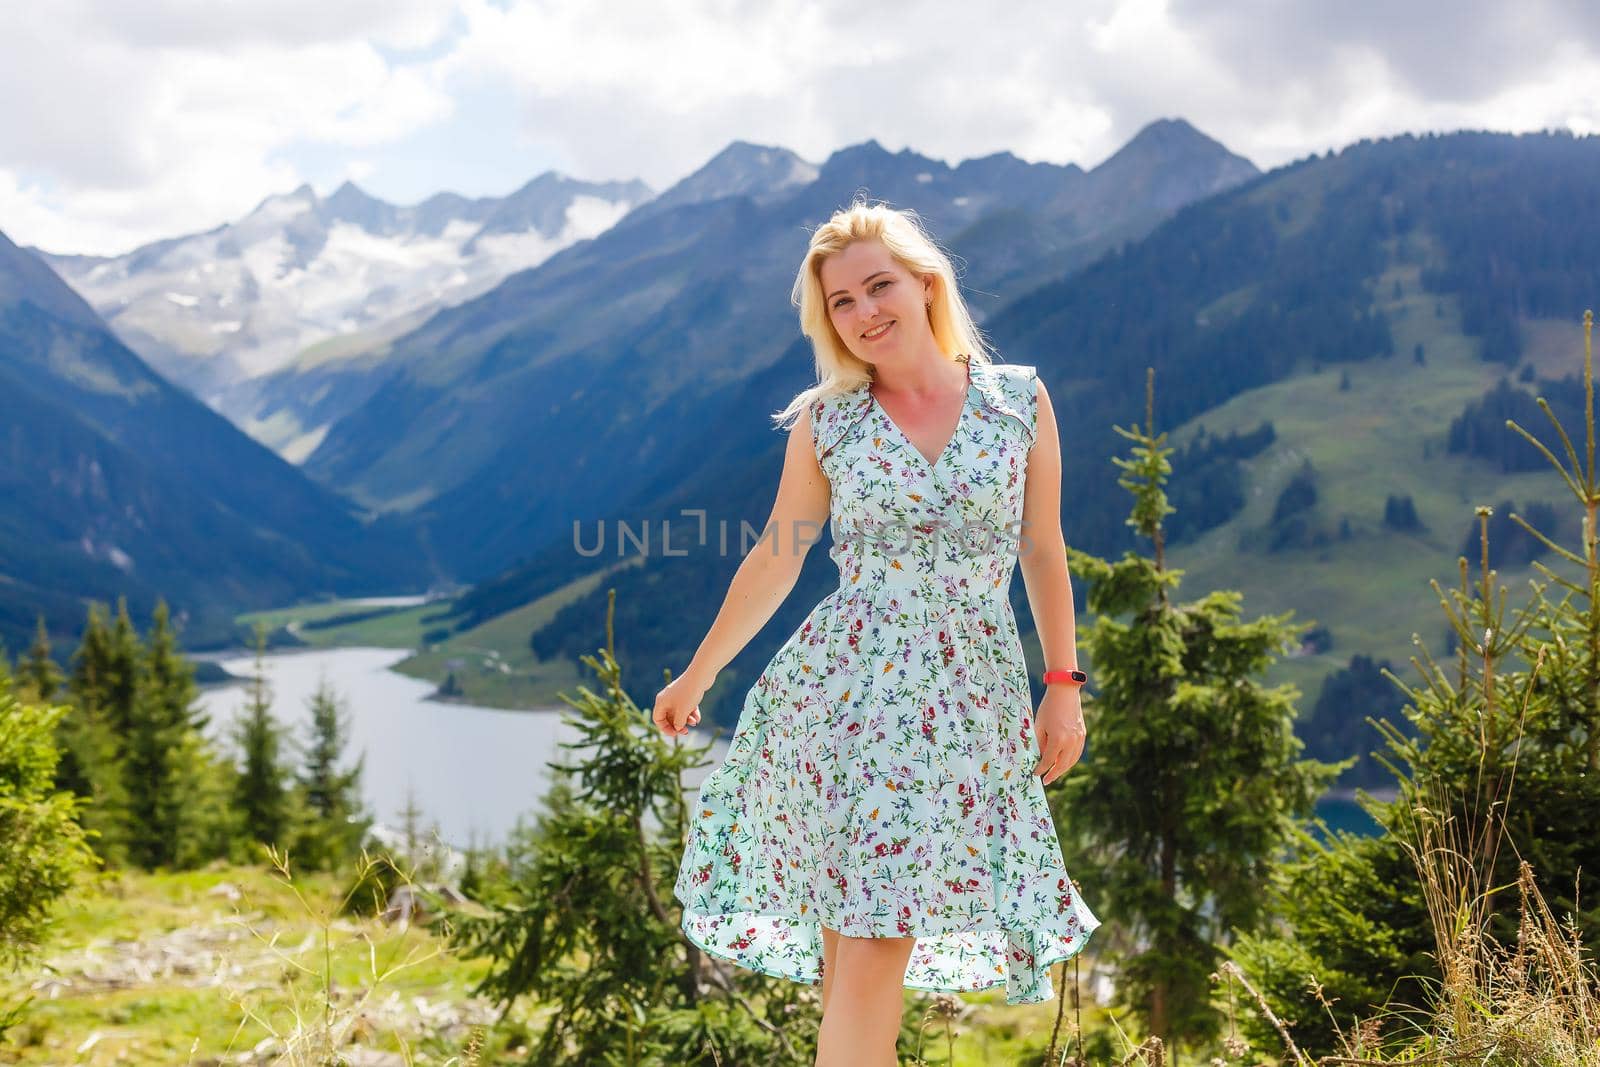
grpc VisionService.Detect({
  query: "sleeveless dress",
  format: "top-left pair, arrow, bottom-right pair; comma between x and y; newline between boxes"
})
672,357 -> 1100,1004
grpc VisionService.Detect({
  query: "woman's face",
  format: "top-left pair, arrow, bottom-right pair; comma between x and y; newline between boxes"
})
818,239 -> 932,365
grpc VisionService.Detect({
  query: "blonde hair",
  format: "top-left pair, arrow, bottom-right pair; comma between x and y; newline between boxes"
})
774,198 -> 995,431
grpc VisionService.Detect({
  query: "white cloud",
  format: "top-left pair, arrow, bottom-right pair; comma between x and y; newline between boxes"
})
344,159 -> 379,184
3,0 -> 1599,256
1169,0 -> 1599,104
84,0 -> 459,54
0,0 -> 458,255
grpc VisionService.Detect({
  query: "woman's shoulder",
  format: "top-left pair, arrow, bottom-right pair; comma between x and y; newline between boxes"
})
973,359 -> 1038,391
972,360 -> 1039,442
808,382 -> 873,465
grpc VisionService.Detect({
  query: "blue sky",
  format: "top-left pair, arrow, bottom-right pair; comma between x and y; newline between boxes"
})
4,0 -> 1597,257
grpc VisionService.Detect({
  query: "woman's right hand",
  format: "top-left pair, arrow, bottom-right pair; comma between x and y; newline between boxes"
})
653,671 -> 708,737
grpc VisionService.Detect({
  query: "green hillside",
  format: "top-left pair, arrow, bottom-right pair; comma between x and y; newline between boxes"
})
235,557 -> 642,710
1165,259 -> 1587,728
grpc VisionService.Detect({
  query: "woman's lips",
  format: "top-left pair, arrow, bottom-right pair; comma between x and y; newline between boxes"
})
862,320 -> 895,342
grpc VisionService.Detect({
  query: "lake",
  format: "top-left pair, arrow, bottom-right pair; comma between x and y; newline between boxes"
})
195,644 -> 1381,852
196,645 -> 728,851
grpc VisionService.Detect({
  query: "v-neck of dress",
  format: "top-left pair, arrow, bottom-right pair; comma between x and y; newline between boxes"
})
867,357 -> 974,475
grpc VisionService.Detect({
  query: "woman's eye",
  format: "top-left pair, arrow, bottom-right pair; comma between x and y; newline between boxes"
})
833,280 -> 890,309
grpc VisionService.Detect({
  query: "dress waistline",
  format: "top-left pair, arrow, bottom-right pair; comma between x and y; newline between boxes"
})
826,579 -> 1013,613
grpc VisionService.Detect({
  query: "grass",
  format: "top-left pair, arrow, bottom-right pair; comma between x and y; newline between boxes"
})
901,968 -> 1117,1067
0,856 -> 533,1065
0,851 -> 1109,1065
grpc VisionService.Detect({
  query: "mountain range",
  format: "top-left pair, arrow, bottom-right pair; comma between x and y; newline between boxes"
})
30,173 -> 652,462
9,119 -> 1597,785
1,114 -> 1255,657
0,228 -> 433,652
298,120 -> 1258,577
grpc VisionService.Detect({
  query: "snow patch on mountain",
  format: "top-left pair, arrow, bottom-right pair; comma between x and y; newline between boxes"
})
38,175 -> 653,402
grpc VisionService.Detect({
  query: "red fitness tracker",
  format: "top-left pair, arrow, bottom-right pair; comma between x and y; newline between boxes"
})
1043,668 -> 1087,686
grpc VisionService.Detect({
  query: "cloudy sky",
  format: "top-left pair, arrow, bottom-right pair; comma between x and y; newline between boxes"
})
5,0 -> 1597,257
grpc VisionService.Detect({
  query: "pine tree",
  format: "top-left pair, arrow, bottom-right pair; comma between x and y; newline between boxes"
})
162,713 -> 247,868
231,625 -> 293,858
66,603 -> 113,716
292,671 -> 370,871
451,591 -> 817,1065
1057,368 -> 1341,1060
93,597 -> 143,737
123,600 -> 210,868
17,616 -> 64,703
393,784 -> 446,882
58,603 -> 133,864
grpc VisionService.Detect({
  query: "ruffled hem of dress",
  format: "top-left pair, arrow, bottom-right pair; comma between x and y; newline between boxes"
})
677,899 -> 1099,1005
674,818 -> 1101,1004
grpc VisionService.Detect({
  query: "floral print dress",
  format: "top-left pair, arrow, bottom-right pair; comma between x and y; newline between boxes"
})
673,356 -> 1100,1004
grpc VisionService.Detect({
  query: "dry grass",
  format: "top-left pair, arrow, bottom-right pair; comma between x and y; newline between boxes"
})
1211,638 -> 1600,1065
207,845 -> 493,1066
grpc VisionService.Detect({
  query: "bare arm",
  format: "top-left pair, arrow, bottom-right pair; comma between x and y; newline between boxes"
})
1017,376 -> 1087,783
653,408 -> 831,735
1018,376 -> 1080,675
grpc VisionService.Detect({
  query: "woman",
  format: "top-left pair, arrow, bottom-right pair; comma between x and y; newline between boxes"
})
653,199 -> 1100,1066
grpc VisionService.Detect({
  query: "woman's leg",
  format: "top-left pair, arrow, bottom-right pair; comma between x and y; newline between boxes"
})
815,933 -> 916,1067
820,925 -> 840,1015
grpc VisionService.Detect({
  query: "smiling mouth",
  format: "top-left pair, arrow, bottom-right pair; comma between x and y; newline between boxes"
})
863,321 -> 895,340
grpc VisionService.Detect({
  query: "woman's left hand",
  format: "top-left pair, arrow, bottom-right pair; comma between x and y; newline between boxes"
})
1032,686 -> 1087,786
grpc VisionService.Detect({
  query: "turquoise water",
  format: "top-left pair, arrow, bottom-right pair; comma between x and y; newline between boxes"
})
1313,794 -> 1385,838
195,646 -> 726,850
